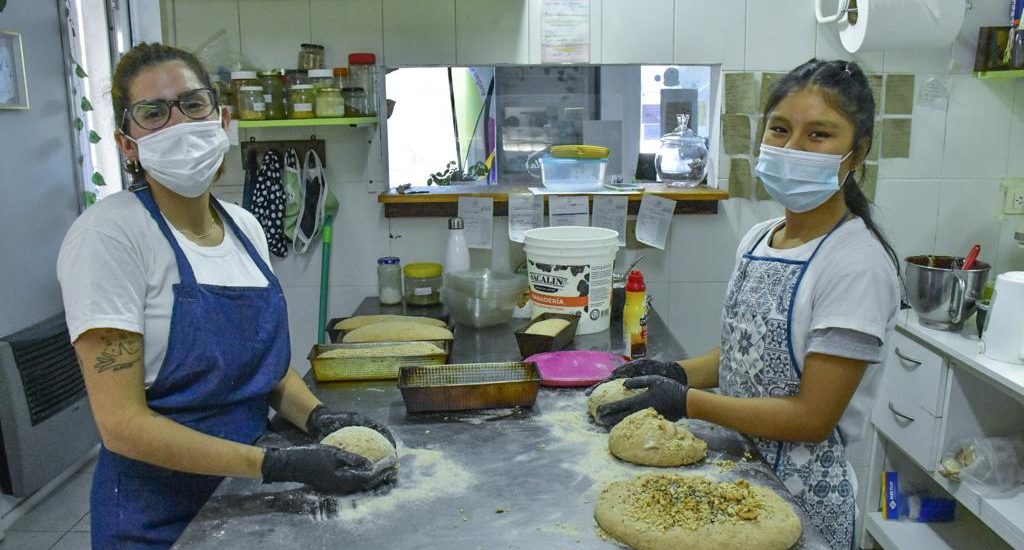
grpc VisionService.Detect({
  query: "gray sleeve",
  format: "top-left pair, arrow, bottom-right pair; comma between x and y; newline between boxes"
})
806,327 -> 884,364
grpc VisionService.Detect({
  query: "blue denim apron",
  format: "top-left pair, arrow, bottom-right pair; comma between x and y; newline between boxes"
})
91,187 -> 290,549
719,215 -> 855,549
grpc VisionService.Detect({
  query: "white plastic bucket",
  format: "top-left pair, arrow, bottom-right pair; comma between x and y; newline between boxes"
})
523,226 -> 619,334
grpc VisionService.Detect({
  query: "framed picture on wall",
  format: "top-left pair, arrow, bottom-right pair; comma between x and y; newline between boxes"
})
0,30 -> 29,109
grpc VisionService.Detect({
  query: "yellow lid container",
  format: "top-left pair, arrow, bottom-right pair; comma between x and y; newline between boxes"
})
550,144 -> 610,159
404,262 -> 443,279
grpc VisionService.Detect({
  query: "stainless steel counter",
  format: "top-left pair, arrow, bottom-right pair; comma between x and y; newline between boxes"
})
174,299 -> 827,549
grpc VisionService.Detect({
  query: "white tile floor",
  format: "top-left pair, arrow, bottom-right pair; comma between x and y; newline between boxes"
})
1,455 -> 96,550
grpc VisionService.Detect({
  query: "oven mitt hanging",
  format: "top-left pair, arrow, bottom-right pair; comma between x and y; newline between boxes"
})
251,149 -> 289,258
293,149 -> 338,254
282,149 -> 302,243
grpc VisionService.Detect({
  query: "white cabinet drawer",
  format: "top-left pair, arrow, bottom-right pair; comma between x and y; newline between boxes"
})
883,333 -> 948,416
872,384 -> 943,471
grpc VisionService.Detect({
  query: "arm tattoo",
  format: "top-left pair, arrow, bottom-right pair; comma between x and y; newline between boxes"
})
93,332 -> 142,374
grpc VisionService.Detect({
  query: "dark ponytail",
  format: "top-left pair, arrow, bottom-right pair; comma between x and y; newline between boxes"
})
762,58 -> 901,277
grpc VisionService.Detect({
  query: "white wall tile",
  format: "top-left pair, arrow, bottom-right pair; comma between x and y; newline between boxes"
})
878,74 -> 948,179
883,46 -> 952,74
310,0 -> 384,65
668,204 -> 747,283
873,179 -> 940,261
238,0 -> 311,69
951,0 -> 1008,73
1007,79 -> 1024,176
282,285 -> 322,371
941,75 -> 1015,179
617,246 -> 670,284
170,0 -> 240,54
455,0 -> 530,65
744,0 -> 816,72
674,0 -> 745,70
387,217 -> 450,264
935,179 -> 1004,260
602,0 -> 675,63
667,282 -> 728,356
382,0 -> 456,66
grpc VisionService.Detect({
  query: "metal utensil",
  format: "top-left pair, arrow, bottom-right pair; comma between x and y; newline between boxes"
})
962,244 -> 981,271
613,254 -> 647,285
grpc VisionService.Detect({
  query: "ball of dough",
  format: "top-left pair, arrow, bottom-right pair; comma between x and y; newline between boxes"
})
321,426 -> 397,464
588,379 -> 644,420
608,408 -> 707,466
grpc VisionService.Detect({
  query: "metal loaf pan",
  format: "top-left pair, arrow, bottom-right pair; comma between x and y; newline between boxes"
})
308,340 -> 451,382
397,362 -> 542,413
514,313 -> 580,358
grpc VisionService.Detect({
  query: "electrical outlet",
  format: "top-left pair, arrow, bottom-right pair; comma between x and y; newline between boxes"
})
1003,180 -> 1024,215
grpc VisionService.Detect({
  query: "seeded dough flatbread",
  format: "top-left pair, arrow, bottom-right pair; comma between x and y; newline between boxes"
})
609,408 -> 707,467
335,315 -> 447,331
524,318 -> 571,336
341,322 -> 454,343
318,342 -> 446,358
595,474 -> 802,550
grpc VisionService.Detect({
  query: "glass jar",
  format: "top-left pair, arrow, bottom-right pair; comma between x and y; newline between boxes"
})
404,262 -> 443,306
229,71 -> 259,115
236,86 -> 266,120
288,84 -> 316,119
347,52 -> 377,116
333,67 -> 349,90
342,87 -> 368,117
315,87 -> 345,118
257,69 -> 286,119
655,114 -> 709,187
298,43 -> 325,70
307,69 -> 335,92
377,257 -> 403,305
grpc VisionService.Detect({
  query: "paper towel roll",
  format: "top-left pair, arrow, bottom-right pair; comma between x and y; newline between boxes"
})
838,0 -> 966,53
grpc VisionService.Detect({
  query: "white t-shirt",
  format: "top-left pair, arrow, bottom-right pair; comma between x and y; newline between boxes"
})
57,191 -> 271,385
733,216 -> 900,445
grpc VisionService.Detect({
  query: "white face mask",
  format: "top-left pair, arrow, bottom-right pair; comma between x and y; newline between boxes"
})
129,120 -> 229,198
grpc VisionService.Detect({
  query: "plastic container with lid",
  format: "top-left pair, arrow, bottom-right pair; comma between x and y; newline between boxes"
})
236,85 -> 267,120
230,71 -> 259,114
404,262 -> 443,306
333,67 -> 349,90
298,43 -> 325,70
257,69 -> 286,119
315,87 -> 345,118
342,87 -> 368,117
288,84 -> 316,119
348,53 -> 377,116
377,257 -> 403,305
307,68 -> 335,91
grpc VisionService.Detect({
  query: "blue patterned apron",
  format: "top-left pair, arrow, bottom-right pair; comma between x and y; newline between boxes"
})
90,187 -> 290,549
719,215 -> 855,549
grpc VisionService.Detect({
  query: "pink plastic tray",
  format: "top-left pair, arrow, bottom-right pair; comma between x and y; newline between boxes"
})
525,350 -> 626,387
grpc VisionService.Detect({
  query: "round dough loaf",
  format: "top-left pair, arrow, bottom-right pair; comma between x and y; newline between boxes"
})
321,426 -> 397,464
588,379 -> 644,420
609,408 -> 707,466
595,474 -> 802,550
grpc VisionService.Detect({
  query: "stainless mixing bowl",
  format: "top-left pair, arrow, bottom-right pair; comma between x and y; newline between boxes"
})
905,255 -> 990,331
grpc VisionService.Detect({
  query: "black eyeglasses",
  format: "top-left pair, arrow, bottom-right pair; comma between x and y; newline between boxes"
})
121,88 -> 219,131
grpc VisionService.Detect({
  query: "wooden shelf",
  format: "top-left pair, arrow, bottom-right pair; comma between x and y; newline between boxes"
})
865,511 -> 1012,550
975,70 -> 1024,79
235,117 -> 377,128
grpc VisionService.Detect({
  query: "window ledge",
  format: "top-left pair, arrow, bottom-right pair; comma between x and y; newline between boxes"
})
377,184 -> 728,217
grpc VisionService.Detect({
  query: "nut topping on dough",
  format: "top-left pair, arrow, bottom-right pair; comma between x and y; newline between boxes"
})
622,475 -> 765,531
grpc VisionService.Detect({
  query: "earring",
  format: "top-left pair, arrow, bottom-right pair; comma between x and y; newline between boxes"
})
124,158 -> 141,173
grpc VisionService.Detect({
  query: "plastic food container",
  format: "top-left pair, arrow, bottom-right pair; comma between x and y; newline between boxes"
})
443,269 -> 527,328
540,156 -> 608,191
404,262 -> 443,305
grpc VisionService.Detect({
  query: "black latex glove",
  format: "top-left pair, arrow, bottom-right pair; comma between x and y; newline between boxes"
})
584,358 -> 687,395
261,444 -> 397,494
306,405 -> 396,446
594,375 -> 689,427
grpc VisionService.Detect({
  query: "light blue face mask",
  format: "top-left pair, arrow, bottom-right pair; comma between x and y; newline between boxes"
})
754,144 -> 854,213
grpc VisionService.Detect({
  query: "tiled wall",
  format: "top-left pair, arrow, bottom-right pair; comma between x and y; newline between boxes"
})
161,0 -> 1024,371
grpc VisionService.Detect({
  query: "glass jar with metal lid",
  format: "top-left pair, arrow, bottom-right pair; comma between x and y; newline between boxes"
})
307,69 -> 335,92
315,87 -> 345,118
288,84 -> 316,119
342,87 -> 368,117
236,85 -> 266,120
298,43 -> 325,70
377,257 -> 403,305
257,69 -> 286,119
230,71 -> 259,114
404,262 -> 443,306
347,52 -> 377,116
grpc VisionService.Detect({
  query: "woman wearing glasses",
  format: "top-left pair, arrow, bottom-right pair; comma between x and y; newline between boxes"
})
57,43 -> 396,549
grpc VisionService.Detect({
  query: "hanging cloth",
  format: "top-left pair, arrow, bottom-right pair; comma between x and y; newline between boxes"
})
293,149 -> 338,254
250,149 -> 289,258
282,149 -> 302,243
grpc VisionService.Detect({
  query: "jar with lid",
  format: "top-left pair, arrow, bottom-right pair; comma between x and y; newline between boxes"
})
655,114 -> 709,187
257,69 -> 286,119
377,257 -> 403,305
342,87 -> 368,117
298,43 -> 325,70
307,69 -> 335,92
333,67 -> 349,90
236,86 -> 266,120
288,84 -> 316,119
347,53 -> 377,116
209,74 -> 232,116
230,71 -> 259,114
315,87 -> 345,118
404,263 -> 443,306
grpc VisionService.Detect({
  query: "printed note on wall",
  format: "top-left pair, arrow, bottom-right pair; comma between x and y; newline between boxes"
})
542,0 -> 590,63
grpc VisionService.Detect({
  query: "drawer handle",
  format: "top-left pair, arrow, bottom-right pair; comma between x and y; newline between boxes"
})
894,347 -> 922,368
888,401 -> 915,423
